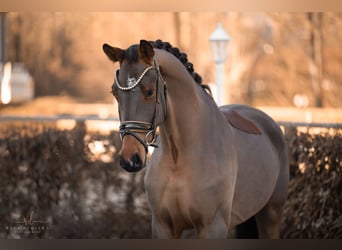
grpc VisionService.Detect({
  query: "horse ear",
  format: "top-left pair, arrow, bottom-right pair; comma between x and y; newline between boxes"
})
139,40 -> 154,64
103,43 -> 125,63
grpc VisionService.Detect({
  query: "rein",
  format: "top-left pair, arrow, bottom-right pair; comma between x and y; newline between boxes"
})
115,58 -> 167,155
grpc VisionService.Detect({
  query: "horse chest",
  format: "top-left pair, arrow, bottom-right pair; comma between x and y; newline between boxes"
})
145,158 -> 228,236
161,173 -> 192,212
150,170 -> 199,231
160,185 -> 199,234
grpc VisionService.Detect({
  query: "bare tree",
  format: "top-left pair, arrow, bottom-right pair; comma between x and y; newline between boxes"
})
307,12 -> 324,107
173,12 -> 181,47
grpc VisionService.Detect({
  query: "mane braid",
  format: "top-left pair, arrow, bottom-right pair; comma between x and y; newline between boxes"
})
149,39 -> 212,96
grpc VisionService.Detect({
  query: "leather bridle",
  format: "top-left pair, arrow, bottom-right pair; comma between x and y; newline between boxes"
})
115,58 -> 167,155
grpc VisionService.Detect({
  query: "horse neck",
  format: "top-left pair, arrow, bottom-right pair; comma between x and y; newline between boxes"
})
156,49 -> 228,165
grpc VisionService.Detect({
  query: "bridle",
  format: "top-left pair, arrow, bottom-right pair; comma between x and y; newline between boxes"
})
115,58 -> 167,156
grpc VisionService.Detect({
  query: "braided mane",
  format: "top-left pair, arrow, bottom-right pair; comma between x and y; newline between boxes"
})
149,39 -> 212,95
123,40 -> 212,95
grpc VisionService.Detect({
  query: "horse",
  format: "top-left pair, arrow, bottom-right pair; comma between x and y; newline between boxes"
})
102,39 -> 289,239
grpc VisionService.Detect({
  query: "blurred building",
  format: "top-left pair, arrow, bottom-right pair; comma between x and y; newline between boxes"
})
0,12 -> 34,104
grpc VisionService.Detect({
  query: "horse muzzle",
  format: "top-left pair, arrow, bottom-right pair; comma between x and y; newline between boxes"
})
117,121 -> 158,173
119,153 -> 144,172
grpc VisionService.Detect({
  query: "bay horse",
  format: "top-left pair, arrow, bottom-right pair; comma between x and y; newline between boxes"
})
102,39 -> 289,239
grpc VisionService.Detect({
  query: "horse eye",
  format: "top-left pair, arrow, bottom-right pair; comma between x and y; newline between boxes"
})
145,88 -> 154,98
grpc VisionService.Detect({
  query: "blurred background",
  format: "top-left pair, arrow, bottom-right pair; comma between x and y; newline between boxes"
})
1,12 -> 342,107
0,12 -> 341,239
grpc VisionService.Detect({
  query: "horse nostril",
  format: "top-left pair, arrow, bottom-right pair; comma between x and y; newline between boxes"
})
131,153 -> 143,166
119,155 -> 126,167
119,154 -> 143,172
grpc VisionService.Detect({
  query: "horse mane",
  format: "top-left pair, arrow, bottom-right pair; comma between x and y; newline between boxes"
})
123,40 -> 212,96
149,39 -> 212,96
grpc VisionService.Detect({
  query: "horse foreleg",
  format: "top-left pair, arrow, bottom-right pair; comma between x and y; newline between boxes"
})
197,212 -> 229,239
151,215 -> 173,239
151,214 -> 187,239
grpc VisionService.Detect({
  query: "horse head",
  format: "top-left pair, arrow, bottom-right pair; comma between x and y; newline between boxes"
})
103,40 -> 167,172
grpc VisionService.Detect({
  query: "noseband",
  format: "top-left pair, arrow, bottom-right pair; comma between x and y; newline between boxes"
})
115,59 -> 167,155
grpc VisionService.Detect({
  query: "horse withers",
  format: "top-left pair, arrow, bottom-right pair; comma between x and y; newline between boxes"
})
103,39 -> 289,238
